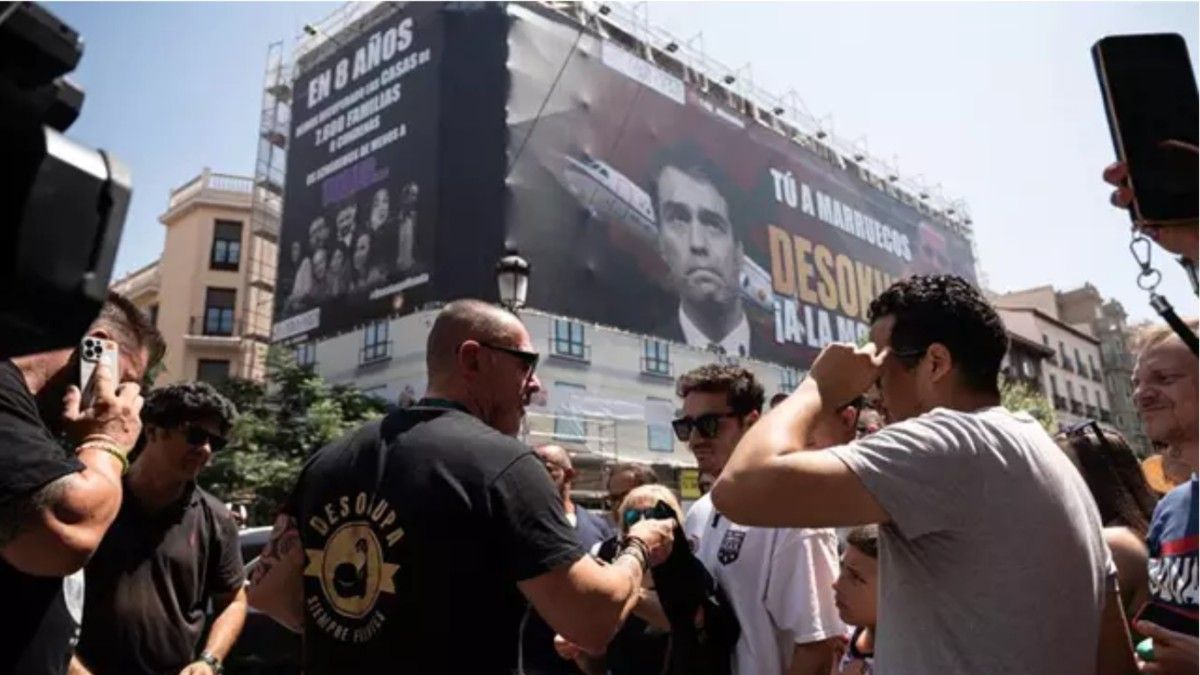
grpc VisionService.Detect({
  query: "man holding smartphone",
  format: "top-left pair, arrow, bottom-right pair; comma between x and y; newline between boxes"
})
0,293 -> 163,675
71,382 -> 246,675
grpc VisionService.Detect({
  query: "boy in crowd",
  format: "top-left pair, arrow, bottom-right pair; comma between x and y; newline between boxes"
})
832,526 -> 878,675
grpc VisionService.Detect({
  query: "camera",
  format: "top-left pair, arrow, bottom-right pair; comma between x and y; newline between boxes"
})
0,2 -> 133,358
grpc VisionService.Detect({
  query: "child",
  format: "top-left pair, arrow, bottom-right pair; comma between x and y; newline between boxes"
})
832,525 -> 878,675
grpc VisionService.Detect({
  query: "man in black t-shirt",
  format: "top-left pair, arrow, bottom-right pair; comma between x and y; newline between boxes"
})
73,383 -> 247,675
0,293 -> 164,675
247,299 -> 676,674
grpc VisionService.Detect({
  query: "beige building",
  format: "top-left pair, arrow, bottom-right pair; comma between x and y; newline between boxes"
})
993,285 -> 1118,436
110,169 -> 278,385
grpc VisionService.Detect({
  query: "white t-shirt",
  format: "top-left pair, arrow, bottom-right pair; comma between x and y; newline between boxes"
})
685,493 -> 844,675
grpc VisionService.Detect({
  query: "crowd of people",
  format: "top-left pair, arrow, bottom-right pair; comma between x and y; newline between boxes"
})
0,169 -> 1195,675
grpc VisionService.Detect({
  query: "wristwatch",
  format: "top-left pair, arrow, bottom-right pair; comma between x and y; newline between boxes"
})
199,651 -> 223,675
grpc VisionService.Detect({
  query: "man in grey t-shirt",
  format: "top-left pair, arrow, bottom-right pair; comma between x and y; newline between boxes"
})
710,275 -> 1136,674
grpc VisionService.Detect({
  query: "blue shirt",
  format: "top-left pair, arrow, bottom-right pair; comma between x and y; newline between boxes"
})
1144,476 -> 1198,634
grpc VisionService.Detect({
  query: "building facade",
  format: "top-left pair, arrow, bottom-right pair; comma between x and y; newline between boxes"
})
296,306 -> 809,492
110,169 -> 278,385
1056,284 -> 1149,452
994,286 -> 1114,435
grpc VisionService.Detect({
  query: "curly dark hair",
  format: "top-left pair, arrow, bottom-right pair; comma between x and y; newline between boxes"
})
677,363 -> 764,416
846,524 -> 879,559
867,274 -> 1008,394
142,382 -> 238,435
1057,423 -> 1158,537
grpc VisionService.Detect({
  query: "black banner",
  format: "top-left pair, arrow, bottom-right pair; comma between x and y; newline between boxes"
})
506,6 -> 977,367
274,3 -> 442,342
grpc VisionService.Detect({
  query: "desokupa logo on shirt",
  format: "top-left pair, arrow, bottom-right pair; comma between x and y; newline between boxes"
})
717,529 -> 745,565
303,491 -> 405,643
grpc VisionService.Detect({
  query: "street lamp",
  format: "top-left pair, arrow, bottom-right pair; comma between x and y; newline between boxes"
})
495,250 -> 531,312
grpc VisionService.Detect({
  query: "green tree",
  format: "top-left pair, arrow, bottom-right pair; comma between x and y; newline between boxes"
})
201,348 -> 389,525
1000,377 -> 1057,434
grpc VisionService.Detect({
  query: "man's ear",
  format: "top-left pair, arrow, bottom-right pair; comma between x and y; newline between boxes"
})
839,406 -> 859,433
742,409 -> 761,427
457,341 -> 483,379
926,342 -> 954,384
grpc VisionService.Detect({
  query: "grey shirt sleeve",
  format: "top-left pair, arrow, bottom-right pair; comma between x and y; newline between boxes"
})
828,410 -> 980,540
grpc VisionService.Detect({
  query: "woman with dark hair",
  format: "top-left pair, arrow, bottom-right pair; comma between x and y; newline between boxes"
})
1057,421 -> 1159,628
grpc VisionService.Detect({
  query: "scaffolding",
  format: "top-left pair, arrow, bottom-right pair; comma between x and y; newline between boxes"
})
241,40 -> 291,379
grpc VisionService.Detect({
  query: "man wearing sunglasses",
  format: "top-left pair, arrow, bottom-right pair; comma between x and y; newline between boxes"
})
72,382 -> 246,675
247,300 -> 675,675
675,364 -> 843,675
714,275 -> 1135,675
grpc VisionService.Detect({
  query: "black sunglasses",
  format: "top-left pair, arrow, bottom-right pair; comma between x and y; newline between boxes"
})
622,502 -> 675,528
478,342 -> 540,375
671,411 -> 741,442
1058,419 -> 1107,446
183,424 -> 228,452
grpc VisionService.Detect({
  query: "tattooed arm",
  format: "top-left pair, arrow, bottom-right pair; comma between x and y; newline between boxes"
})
246,513 -> 304,633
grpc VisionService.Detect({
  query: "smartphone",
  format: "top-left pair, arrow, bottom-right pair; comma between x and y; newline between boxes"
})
79,336 -> 119,408
1133,599 -> 1196,636
1092,33 -> 1199,224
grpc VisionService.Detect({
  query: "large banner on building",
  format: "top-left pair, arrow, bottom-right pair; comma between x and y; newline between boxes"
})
506,6 -> 976,368
274,3 -> 442,342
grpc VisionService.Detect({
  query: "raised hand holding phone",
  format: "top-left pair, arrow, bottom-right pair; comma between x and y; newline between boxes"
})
63,339 -> 144,451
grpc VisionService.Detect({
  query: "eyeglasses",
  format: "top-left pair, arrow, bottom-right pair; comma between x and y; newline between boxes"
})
479,342 -> 540,376
671,412 -> 741,441
183,424 -> 228,452
622,502 -> 676,528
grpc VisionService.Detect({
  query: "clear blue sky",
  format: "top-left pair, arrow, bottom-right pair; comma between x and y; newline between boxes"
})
52,1 -> 1198,322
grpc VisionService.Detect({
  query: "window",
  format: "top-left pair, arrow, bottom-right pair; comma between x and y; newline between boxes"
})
646,397 -> 674,453
1058,341 -> 1069,368
780,368 -> 801,393
197,359 -> 230,384
1094,389 -> 1104,407
360,320 -> 390,364
1067,380 -> 1075,399
147,304 -> 159,327
552,319 -> 587,360
1074,349 -> 1084,374
642,339 -> 671,376
294,341 -> 316,367
203,288 -> 236,336
210,220 -> 243,270
1049,374 -> 1059,395
553,382 -> 586,441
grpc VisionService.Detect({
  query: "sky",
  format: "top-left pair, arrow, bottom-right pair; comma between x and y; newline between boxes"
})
51,1 -> 1198,322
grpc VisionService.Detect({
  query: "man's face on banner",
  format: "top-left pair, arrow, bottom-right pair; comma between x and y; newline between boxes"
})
337,204 -> 358,242
309,217 -> 329,252
656,166 -> 741,309
370,189 -> 389,231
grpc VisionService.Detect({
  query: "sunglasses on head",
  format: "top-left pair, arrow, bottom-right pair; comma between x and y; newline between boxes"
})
622,501 -> 676,528
671,412 -> 740,442
183,424 -> 228,452
1058,419 -> 1108,448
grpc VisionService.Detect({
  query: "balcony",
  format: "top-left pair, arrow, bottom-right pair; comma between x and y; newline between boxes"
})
162,168 -> 280,224
358,341 -> 393,367
1059,356 -> 1073,372
639,356 -> 674,379
1070,399 -> 1084,415
186,315 -> 242,347
1054,395 -> 1067,411
1100,409 -> 1113,423
1091,367 -> 1103,382
1086,405 -> 1098,420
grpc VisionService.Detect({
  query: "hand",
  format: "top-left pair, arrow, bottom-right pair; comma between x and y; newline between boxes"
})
178,662 -> 214,675
553,634 -> 583,661
626,518 -> 675,567
1103,141 -> 1199,262
61,362 -> 144,450
1136,621 -> 1198,674
807,342 -> 888,410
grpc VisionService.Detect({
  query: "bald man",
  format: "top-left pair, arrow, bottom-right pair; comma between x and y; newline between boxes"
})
247,300 -> 674,675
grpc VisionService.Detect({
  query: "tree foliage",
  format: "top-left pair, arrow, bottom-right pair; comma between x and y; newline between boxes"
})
200,348 -> 389,525
1000,377 -> 1057,434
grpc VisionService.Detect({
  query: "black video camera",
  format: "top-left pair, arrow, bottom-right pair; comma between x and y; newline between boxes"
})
0,2 -> 132,358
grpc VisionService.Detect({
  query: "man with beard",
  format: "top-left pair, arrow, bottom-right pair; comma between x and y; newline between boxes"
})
0,293 -> 163,675
650,145 -> 761,358
72,383 -> 246,675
